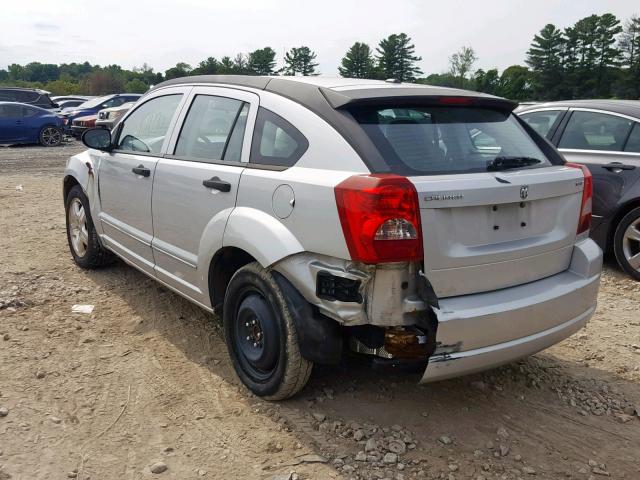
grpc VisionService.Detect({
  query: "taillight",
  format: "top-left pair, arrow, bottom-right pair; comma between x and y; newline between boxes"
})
566,163 -> 592,234
334,174 -> 423,263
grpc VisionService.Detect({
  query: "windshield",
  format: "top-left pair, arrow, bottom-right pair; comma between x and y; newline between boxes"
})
352,106 -> 552,175
77,95 -> 113,109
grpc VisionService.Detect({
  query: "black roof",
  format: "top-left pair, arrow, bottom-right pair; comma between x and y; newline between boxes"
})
154,75 -> 517,111
518,99 -> 640,119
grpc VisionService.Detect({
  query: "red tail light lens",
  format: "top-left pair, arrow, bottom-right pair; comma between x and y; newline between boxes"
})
334,174 -> 423,263
566,163 -> 592,234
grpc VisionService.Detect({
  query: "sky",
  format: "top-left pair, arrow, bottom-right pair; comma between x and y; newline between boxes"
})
1,0 -> 638,76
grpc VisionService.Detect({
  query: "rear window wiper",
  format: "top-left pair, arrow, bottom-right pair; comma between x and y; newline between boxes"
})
487,156 -> 542,171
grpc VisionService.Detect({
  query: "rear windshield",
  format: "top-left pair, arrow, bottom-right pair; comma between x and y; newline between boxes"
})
351,107 -> 552,175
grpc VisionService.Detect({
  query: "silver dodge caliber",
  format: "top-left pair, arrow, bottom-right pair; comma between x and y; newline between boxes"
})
63,75 -> 602,400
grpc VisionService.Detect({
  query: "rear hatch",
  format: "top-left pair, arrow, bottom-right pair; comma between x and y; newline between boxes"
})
351,103 -> 584,298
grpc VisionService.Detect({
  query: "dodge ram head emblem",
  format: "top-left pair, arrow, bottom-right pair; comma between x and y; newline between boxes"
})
520,185 -> 529,200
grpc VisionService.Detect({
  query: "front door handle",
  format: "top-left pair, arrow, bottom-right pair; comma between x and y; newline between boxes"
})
132,164 -> 151,177
202,176 -> 231,192
603,162 -> 636,171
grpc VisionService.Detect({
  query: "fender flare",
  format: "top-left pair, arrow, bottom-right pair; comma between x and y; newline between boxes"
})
222,207 -> 304,267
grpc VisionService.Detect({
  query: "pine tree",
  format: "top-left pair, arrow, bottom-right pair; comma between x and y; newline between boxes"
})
338,42 -> 375,78
525,24 -> 565,99
283,47 -> 319,76
376,33 -> 422,82
619,15 -> 640,97
593,13 -> 623,96
247,47 -> 277,75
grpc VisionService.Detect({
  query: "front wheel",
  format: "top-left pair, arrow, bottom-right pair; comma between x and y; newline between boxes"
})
613,206 -> 640,281
223,262 -> 312,400
65,185 -> 114,269
39,125 -> 63,147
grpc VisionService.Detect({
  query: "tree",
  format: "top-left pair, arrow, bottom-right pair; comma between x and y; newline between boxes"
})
525,24 -> 565,99
124,78 -> 148,93
376,33 -> 422,81
338,42 -> 376,78
619,15 -> 640,97
473,68 -> 499,94
593,13 -> 623,96
193,57 -> 219,75
499,65 -> 533,100
449,46 -> 477,87
416,73 -> 457,88
164,62 -> 192,80
247,47 -> 277,75
83,70 -> 124,95
233,53 -> 249,74
283,46 -> 318,76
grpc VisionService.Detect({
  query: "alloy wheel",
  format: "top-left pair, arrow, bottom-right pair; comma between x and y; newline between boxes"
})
41,127 -> 62,146
68,198 -> 89,257
622,217 -> 640,272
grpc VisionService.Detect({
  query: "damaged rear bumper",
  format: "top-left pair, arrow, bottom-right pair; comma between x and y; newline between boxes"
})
421,238 -> 602,383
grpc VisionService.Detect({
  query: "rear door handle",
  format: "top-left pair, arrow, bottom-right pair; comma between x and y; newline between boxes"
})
132,164 -> 151,177
603,162 -> 636,171
202,176 -> 231,192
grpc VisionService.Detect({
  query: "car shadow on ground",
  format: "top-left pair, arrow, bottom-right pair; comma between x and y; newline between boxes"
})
83,258 -> 640,477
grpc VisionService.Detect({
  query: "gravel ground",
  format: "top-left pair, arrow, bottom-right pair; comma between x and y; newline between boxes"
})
0,141 -> 639,480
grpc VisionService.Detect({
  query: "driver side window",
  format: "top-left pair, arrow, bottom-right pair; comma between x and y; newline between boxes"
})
117,94 -> 182,154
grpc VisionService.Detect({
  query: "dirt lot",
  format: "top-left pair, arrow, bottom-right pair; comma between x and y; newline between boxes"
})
0,141 -> 639,480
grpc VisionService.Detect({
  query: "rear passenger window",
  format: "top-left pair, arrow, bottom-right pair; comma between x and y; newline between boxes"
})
116,94 -> 182,154
559,111 -> 633,151
175,95 -> 247,162
624,123 -> 640,153
520,110 -> 563,138
250,108 -> 308,167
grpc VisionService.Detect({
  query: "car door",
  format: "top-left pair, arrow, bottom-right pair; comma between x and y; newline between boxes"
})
555,109 -> 640,231
97,87 -> 189,276
151,87 -> 258,306
0,104 -> 22,141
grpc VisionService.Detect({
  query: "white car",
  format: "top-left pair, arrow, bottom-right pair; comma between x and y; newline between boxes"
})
63,76 -> 602,400
95,102 -> 136,130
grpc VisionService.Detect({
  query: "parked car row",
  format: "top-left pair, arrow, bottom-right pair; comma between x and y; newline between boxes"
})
0,87 -> 140,146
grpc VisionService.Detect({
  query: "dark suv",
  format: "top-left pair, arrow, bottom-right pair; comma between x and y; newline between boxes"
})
0,87 -> 57,109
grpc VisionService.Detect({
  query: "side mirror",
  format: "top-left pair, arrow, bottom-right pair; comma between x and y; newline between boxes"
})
82,128 -> 112,151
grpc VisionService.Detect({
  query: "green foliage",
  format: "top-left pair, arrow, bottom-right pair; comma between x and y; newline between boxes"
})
338,42 -> 376,78
449,46 -> 477,87
283,46 -> 318,76
124,78 -> 149,93
247,47 -> 277,75
376,33 -> 422,81
164,62 -> 192,80
526,24 -> 565,99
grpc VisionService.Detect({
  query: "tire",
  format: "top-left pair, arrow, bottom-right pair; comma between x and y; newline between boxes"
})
39,125 -> 63,147
65,185 -> 114,269
613,206 -> 640,281
223,262 -> 313,400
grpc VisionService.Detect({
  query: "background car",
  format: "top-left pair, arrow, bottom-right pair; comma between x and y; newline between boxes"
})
71,114 -> 97,137
51,95 -> 91,104
0,87 -> 58,109
95,102 -> 135,130
60,93 -> 141,132
519,100 -> 640,279
0,101 -> 64,146
53,99 -> 90,112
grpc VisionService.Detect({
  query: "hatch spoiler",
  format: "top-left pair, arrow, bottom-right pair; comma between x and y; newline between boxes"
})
320,87 -> 518,112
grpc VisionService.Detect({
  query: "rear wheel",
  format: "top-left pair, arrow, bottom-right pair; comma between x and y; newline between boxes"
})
613,207 -> 640,281
39,126 -> 62,147
223,262 -> 312,400
65,185 -> 114,269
